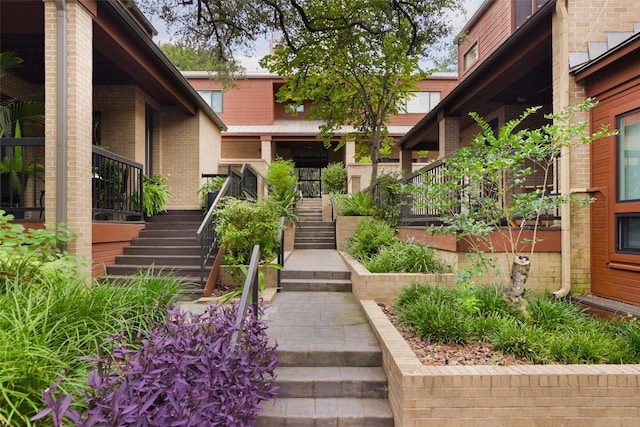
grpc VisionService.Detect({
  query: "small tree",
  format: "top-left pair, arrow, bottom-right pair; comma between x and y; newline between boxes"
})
416,100 -> 614,304
321,163 -> 347,194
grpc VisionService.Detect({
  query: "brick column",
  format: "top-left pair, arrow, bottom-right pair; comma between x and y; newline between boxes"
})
438,115 -> 460,158
261,135 -> 273,163
399,149 -> 413,175
345,139 -> 356,164
44,0 -> 93,269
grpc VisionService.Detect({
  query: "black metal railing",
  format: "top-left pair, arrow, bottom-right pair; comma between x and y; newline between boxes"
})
197,164 -> 259,285
277,216 -> 285,291
0,137 -> 45,220
397,154 -> 561,227
227,244 -> 260,358
92,146 -> 143,221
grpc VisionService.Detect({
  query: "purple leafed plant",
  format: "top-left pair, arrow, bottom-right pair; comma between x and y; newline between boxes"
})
33,304 -> 278,426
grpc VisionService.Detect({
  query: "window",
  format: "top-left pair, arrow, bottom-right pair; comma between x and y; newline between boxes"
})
403,91 -> 440,114
617,109 -> 640,201
463,43 -> 478,71
197,90 -> 223,113
617,215 -> 640,254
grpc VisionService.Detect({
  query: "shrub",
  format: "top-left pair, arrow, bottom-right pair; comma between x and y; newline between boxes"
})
215,198 -> 281,264
393,282 -> 640,364
364,240 -> 449,273
321,162 -> 347,194
0,272 -> 181,425
373,171 -> 405,228
35,304 -> 278,427
344,218 -> 397,261
336,190 -> 376,216
265,157 -> 297,196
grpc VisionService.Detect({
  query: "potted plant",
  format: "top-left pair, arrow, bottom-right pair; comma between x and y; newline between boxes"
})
417,150 -> 429,162
141,174 -> 171,217
197,176 -> 226,210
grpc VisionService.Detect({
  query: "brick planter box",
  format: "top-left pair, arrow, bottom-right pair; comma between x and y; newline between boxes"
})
339,251 -> 456,305
361,300 -> 640,426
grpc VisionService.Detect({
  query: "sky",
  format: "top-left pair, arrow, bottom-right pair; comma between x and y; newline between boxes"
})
151,0 -> 485,72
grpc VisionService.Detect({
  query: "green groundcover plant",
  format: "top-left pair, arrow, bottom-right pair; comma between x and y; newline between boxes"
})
0,210 -> 181,426
394,283 -> 640,364
33,304 -> 278,427
345,218 -> 449,274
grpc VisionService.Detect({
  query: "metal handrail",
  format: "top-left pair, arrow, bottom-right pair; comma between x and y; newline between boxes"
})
0,137 -> 45,220
397,154 -> 561,227
92,146 -> 143,221
277,217 -> 285,291
197,163 -> 261,286
227,244 -> 260,358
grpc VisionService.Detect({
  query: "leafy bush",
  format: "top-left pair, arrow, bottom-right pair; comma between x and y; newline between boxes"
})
142,174 -> 171,217
364,240 -> 449,273
393,283 -> 640,364
0,271 -> 181,425
35,304 -> 278,427
265,157 -> 297,196
344,218 -> 397,261
215,198 -> 281,264
321,162 -> 347,194
373,172 -> 405,228
336,190 -> 376,216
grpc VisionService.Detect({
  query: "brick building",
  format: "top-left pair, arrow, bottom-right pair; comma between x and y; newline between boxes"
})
0,0 -> 225,272
397,0 -> 640,306
185,71 -> 458,195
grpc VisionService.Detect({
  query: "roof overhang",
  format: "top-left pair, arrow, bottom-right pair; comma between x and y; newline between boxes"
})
397,0 -> 556,151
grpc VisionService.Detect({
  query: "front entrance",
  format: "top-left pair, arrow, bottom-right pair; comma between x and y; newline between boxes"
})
292,149 -> 328,198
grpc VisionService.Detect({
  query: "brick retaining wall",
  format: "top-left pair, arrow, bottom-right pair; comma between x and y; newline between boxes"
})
361,300 -> 640,426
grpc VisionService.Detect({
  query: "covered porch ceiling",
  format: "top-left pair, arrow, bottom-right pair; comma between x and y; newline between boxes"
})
0,0 -> 203,115
399,3 -> 553,152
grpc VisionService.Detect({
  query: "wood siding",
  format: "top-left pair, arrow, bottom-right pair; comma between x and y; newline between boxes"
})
587,50 -> 640,305
458,0 -> 512,81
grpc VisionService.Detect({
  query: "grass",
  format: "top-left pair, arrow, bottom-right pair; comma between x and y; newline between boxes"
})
0,271 -> 181,426
394,283 -> 640,364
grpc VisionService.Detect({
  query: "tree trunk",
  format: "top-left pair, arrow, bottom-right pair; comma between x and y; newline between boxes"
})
509,255 -> 530,299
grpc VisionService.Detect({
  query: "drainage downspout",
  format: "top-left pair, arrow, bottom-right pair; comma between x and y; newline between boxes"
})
553,0 -> 571,298
55,0 -> 68,249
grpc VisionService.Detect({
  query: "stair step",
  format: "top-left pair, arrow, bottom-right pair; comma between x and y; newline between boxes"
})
106,264 -> 206,279
294,236 -> 335,242
276,348 -> 382,368
275,366 -> 387,398
280,278 -> 351,292
281,270 -> 350,281
114,254 -> 202,266
143,221 -> 201,230
123,246 -> 202,256
299,221 -> 333,227
295,230 -> 335,237
130,237 -> 200,247
294,242 -> 336,249
256,398 -> 393,427
138,229 -> 198,238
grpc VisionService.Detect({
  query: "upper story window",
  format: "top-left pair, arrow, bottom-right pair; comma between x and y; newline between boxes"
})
515,0 -> 551,29
463,43 -> 478,71
617,108 -> 640,202
403,91 -> 440,114
197,90 -> 223,113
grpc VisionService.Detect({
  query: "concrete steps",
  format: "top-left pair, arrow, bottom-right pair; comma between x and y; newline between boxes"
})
295,198 -> 336,250
257,251 -> 393,426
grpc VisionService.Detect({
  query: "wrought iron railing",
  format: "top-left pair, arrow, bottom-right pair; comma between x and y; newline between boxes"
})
92,146 -> 143,221
397,155 -> 561,227
277,216 -> 285,291
197,164 -> 259,285
227,244 -> 260,358
0,137 -> 45,220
